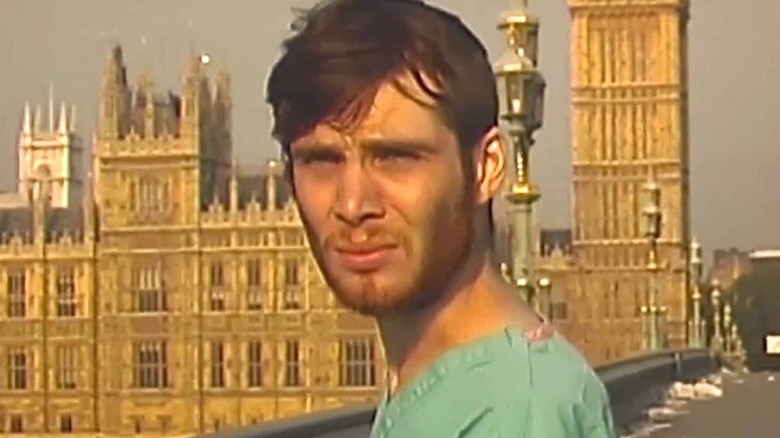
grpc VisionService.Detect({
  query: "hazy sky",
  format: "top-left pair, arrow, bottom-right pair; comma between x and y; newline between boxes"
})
0,0 -> 778,257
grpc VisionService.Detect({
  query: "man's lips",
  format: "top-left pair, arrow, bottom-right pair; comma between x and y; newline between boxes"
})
333,244 -> 397,272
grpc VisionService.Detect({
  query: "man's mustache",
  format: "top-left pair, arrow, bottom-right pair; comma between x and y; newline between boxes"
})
323,226 -> 402,250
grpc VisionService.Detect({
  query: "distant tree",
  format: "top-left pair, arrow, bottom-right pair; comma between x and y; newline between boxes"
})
730,265 -> 780,370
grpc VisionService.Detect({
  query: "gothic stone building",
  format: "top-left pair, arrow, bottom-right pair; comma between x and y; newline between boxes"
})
566,0 -> 693,363
497,0 -> 694,366
0,46 -> 381,436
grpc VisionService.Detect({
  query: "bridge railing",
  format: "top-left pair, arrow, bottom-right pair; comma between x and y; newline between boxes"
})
198,348 -> 718,438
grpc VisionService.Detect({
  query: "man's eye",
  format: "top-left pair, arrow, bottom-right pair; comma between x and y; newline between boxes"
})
301,154 -> 341,165
376,149 -> 418,162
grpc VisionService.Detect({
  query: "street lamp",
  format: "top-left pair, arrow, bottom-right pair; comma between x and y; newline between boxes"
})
723,300 -> 733,353
500,263 -> 512,283
494,0 -> 546,297
733,324 -> 747,370
729,323 -> 739,356
640,305 -> 650,350
659,306 -> 669,349
537,276 -> 552,317
689,237 -> 704,347
498,0 -> 540,66
516,277 -> 532,304
514,276 -> 552,316
711,279 -> 723,353
641,173 -> 663,350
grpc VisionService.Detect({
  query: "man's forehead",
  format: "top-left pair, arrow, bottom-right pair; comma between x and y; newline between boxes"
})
295,74 -> 443,147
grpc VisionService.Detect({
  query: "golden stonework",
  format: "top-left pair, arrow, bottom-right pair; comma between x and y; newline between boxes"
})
565,0 -> 692,364
0,46 -> 381,436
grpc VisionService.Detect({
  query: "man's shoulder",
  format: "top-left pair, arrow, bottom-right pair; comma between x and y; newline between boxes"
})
371,332 -> 615,437
522,334 -> 612,417
424,329 -> 604,406
527,334 -> 603,394
522,334 -> 616,437
441,332 -> 611,433
453,334 -> 616,437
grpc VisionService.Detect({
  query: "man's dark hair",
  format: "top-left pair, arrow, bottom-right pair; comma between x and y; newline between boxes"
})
265,0 -> 499,154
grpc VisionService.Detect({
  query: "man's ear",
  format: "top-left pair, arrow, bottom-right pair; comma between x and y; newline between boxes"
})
473,126 -> 506,206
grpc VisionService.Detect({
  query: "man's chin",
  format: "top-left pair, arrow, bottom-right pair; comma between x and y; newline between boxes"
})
329,276 -> 417,317
340,300 -> 397,317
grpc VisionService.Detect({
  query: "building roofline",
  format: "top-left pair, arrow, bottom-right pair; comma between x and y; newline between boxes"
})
749,249 -> 780,260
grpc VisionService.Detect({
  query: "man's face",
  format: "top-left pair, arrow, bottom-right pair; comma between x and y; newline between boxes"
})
288,77 -> 479,316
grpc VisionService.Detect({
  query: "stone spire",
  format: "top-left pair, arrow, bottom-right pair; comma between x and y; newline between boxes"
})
57,102 -> 69,135
22,102 -> 32,137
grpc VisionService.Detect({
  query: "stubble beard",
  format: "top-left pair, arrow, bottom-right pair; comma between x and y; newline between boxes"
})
302,197 -> 475,318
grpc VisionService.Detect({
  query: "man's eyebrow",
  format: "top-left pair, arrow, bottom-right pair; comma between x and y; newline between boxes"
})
289,141 -> 342,156
289,139 -> 439,160
291,140 -> 342,150
361,139 -> 438,153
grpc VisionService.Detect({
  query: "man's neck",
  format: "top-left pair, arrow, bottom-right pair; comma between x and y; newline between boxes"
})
376,252 -> 536,394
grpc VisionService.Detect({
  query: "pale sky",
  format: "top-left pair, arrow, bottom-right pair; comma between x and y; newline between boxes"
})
0,0 -> 778,258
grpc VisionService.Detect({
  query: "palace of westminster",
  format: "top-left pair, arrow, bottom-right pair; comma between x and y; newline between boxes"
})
0,1 -> 693,435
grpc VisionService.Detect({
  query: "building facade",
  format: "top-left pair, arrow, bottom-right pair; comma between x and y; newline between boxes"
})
707,248 -> 780,289
567,0 -> 692,363
535,229 -> 576,338
0,46 -> 381,436
749,249 -> 780,272
707,248 -> 752,290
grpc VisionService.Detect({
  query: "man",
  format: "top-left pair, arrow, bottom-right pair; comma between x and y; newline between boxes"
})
266,0 -> 616,436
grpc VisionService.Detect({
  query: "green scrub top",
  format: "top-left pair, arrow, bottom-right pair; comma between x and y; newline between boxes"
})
370,324 -> 616,437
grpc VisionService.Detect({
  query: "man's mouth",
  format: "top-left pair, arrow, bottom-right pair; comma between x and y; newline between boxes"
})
333,243 -> 397,272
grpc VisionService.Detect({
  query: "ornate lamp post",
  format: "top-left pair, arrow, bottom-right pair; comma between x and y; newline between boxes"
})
733,325 -> 747,370
723,300 -> 733,353
515,277 -> 537,314
516,277 -> 532,304
640,305 -> 650,350
689,237 -> 704,347
494,0 -> 546,300
659,306 -> 669,349
500,263 -> 512,283
537,276 -> 552,317
514,276 -> 552,316
641,173 -> 663,350
729,323 -> 739,356
711,279 -> 723,353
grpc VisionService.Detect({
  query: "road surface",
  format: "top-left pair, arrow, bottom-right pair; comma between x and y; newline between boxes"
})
648,370 -> 780,438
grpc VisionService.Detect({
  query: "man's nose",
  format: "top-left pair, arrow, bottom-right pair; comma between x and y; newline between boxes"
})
333,162 -> 384,226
